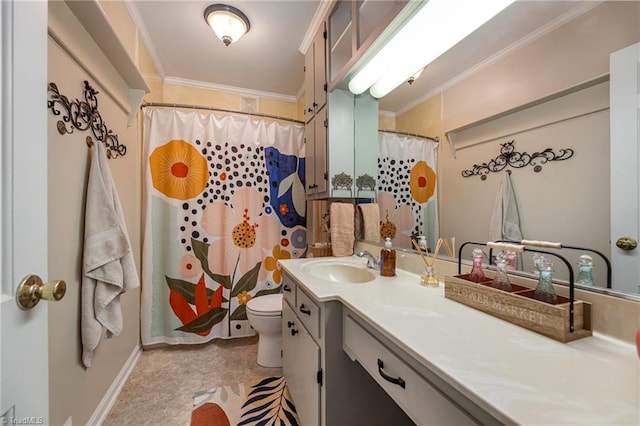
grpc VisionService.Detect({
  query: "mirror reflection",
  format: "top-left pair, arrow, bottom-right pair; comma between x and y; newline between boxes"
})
357,1 -> 640,297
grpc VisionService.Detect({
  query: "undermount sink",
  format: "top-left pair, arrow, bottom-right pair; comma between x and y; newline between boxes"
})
303,260 -> 377,284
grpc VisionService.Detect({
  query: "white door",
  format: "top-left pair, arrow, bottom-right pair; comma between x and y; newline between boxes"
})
610,42 -> 640,295
1,0 -> 51,423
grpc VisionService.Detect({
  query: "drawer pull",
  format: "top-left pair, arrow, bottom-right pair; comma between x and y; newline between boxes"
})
291,328 -> 299,336
377,359 -> 406,389
287,321 -> 295,328
299,304 -> 311,315
283,285 -> 291,292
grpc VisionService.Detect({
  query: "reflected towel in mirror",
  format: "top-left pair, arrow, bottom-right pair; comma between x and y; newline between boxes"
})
330,202 -> 355,256
359,203 -> 380,242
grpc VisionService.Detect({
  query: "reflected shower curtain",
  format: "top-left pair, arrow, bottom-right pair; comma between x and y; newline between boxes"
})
141,108 -> 305,345
378,133 -> 439,250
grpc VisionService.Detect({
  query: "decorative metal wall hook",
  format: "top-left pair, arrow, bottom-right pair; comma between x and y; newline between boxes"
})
47,81 -> 127,158
461,140 -> 573,180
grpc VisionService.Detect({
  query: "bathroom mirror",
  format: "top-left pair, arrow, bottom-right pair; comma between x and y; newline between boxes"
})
355,1 -> 640,298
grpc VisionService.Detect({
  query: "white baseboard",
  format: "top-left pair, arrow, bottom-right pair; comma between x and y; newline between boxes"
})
88,345 -> 142,426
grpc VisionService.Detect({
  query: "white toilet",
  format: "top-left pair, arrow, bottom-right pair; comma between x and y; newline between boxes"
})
246,293 -> 283,367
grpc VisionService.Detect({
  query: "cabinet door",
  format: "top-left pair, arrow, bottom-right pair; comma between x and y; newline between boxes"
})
304,42 -> 315,122
283,302 -> 321,426
314,107 -> 328,196
354,93 -> 378,198
305,119 -> 316,196
313,23 -> 327,114
327,89 -> 355,197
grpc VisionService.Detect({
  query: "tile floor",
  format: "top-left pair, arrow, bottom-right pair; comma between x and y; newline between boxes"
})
103,336 -> 281,426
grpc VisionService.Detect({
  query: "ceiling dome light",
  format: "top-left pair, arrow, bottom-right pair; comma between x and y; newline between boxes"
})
204,4 -> 250,46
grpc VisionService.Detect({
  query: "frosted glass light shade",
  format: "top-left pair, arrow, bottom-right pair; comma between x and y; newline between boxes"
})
204,4 -> 250,46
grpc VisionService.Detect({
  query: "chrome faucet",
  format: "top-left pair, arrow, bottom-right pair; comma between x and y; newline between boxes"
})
356,251 -> 380,270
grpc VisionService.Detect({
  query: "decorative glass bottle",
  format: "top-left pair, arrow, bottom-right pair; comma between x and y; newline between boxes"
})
468,248 -> 486,282
532,256 -> 558,304
418,235 -> 428,252
532,253 -> 545,276
491,254 -> 512,291
420,266 -> 439,287
505,251 -> 518,271
576,254 -> 594,286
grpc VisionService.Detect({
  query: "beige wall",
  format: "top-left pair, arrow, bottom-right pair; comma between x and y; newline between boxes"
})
47,2 -> 142,425
393,2 -> 639,285
161,82 -> 300,123
442,1 -> 640,132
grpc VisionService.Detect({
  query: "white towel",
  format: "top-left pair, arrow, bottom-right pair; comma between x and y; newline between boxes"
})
82,143 -> 139,368
359,203 -> 380,242
330,203 -> 354,257
489,172 -> 523,243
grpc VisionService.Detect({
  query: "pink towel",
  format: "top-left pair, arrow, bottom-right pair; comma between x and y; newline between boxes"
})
330,203 -> 354,257
359,203 -> 380,242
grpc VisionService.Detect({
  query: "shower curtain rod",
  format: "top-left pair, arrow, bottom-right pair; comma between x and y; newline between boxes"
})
379,129 -> 439,143
141,101 -> 305,125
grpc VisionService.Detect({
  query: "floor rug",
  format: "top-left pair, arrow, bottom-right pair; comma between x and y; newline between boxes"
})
191,376 -> 300,426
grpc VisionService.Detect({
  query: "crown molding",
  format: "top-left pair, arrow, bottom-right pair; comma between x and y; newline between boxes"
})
299,0 -> 335,54
164,76 -> 298,103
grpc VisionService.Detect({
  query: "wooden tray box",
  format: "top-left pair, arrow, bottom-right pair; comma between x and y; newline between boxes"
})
444,274 -> 592,342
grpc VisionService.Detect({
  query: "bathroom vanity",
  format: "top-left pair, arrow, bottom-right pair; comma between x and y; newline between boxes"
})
279,256 -> 639,426
281,270 -> 414,425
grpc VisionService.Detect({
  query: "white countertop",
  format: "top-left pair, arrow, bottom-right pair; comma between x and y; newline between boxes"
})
279,256 -> 640,426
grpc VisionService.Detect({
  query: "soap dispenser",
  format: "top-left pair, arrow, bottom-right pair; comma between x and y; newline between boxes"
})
380,237 -> 396,277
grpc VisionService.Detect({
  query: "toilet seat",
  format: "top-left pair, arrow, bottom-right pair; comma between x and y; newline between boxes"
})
246,294 -> 282,317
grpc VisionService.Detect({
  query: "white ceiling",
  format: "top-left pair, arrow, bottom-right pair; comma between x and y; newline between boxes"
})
130,0 -> 323,99
129,0 -> 595,114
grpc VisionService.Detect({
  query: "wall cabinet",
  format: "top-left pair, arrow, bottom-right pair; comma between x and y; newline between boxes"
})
328,0 -> 409,90
304,22 -> 327,122
305,1 -> 391,200
306,89 -> 378,199
281,272 -> 413,426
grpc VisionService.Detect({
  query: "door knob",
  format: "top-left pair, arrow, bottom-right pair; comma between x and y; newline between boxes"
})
16,274 -> 66,310
615,237 -> 637,251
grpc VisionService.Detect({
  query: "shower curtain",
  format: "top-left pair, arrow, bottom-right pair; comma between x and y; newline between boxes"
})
141,108 -> 305,346
378,133 -> 439,250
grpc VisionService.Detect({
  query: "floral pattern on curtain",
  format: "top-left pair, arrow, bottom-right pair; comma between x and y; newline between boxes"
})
142,108 -> 305,345
377,133 -> 439,250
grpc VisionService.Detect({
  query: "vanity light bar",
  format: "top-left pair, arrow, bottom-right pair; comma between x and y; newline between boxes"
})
349,0 -> 516,99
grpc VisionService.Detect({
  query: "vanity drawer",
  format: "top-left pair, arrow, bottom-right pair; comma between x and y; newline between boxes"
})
282,273 -> 296,307
296,287 -> 320,340
343,314 -> 474,426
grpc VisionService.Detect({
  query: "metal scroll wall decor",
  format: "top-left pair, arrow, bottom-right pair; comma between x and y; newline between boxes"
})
47,81 -> 126,158
356,173 -> 376,198
332,172 -> 354,195
461,140 -> 573,180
